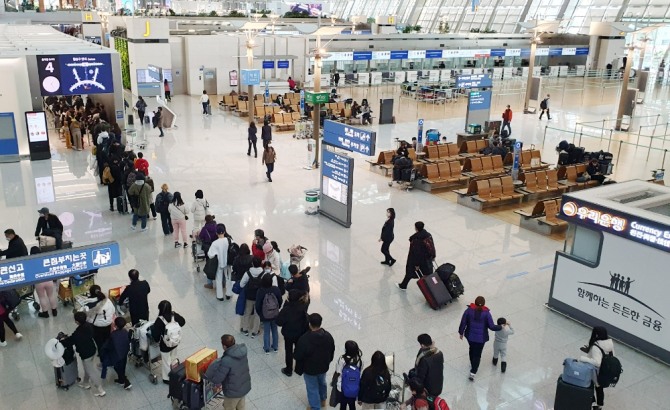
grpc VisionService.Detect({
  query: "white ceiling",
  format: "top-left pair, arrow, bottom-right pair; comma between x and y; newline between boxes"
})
0,24 -> 108,57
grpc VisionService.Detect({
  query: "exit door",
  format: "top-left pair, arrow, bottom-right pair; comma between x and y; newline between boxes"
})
203,68 -> 218,95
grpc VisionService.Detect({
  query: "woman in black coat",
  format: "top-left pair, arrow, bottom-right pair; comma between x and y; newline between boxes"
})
379,208 -> 396,266
107,158 -> 124,212
247,121 -> 258,158
358,350 -> 392,407
261,120 -> 272,149
276,289 -> 309,377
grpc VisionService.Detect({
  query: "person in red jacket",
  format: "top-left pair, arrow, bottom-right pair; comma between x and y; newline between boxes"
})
502,105 -> 512,137
134,152 -> 149,176
252,229 -> 268,261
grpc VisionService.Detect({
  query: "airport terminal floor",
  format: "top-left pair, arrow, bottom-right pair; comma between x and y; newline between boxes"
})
1,85 -> 670,410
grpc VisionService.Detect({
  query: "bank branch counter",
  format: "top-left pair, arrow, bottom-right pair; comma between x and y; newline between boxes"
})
548,180 -> 670,364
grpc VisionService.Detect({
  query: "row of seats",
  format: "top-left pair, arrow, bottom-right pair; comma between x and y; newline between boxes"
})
460,139 -> 489,155
273,112 -> 302,131
421,162 -> 468,185
254,105 -> 282,119
422,144 -> 461,162
324,102 -> 347,112
462,156 -> 505,176
456,176 -> 523,203
519,169 -> 563,194
515,198 -> 567,227
557,164 -> 600,188
503,149 -> 546,170
236,101 -> 249,116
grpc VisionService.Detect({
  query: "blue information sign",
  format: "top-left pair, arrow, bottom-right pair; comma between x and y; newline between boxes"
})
300,90 -> 305,112
323,120 -> 376,156
576,47 -> 589,55
241,69 -> 261,86
322,149 -> 351,203
425,50 -> 443,59
278,60 -> 290,68
353,51 -> 372,61
467,90 -> 492,111
0,241 -> 121,290
511,141 -> 522,181
262,60 -> 275,69
549,48 -> 562,56
456,73 -> 492,89
417,118 -> 424,144
390,50 -> 409,60
490,49 -> 506,57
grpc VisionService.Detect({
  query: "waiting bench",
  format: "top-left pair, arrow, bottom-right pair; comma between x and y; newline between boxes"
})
459,140 -> 489,157
517,169 -> 565,197
422,144 -> 461,163
416,161 -> 468,191
454,175 -> 524,210
503,149 -> 549,171
515,197 -> 569,235
462,155 -> 505,177
557,164 -> 600,190
367,150 -> 396,176
236,101 -> 249,117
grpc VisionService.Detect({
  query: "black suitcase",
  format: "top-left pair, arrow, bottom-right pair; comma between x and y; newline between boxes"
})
554,376 -> 593,410
168,361 -> 186,403
181,379 -> 204,410
416,271 -> 452,310
117,196 -> 128,214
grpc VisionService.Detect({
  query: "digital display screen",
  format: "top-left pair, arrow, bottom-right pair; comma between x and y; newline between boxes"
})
322,150 -> 351,205
25,111 -> 49,143
37,53 -> 114,96
468,90 -> 492,111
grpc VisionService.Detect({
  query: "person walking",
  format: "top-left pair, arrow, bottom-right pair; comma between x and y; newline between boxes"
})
294,313 -> 336,410
155,184 -> 174,236
238,256 -> 263,338
1,229 -> 28,259
379,208 -> 396,266
205,334 -> 252,410
207,224 -> 230,301
105,157 -> 124,212
502,105 -> 512,136
100,317 -> 132,390
191,189 -> 209,230
335,340 -> 364,410
135,97 -> 147,126
255,274 -> 283,354
34,207 -> 64,249
154,107 -> 164,137
407,334 -> 444,400
261,120 -> 272,149
458,296 -> 502,381
118,269 -> 151,326
200,90 -> 210,115
539,94 -> 551,120
262,143 -> 276,182
358,351 -> 392,409
164,79 -> 171,102
152,300 -> 186,383
276,289 -> 309,377
334,72 -> 340,87
128,173 -> 153,232
58,312 -> 106,396
397,222 -> 436,290
168,191 -> 190,248
247,121 -> 258,157
0,290 -> 23,346
81,284 -> 115,356
492,318 -> 514,373
578,326 -> 615,410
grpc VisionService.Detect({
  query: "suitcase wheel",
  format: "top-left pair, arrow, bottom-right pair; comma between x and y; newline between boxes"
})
196,266 -> 200,272
150,374 -> 158,384
11,311 -> 19,321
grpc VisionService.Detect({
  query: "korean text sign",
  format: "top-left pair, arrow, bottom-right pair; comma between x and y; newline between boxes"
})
323,120 -> 376,156
0,241 -> 121,290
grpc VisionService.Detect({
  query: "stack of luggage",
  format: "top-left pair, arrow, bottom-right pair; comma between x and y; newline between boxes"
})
554,359 -> 595,410
416,263 -> 465,310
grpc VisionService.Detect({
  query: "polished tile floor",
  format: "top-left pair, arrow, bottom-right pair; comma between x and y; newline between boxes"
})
0,82 -> 669,410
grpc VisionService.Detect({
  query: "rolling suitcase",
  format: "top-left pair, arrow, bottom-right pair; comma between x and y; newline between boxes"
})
55,357 -> 79,390
207,103 -> 212,115
554,376 -> 593,410
181,379 -> 205,410
117,195 -> 128,214
168,361 -> 187,403
416,270 -> 452,310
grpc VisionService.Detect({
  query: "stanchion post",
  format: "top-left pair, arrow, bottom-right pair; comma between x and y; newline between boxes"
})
608,129 -> 613,152
647,136 -> 654,161
542,125 -> 548,146
578,132 -> 583,147
616,140 -> 623,170
636,126 -> 642,146
601,119 -> 605,140
655,114 -> 661,135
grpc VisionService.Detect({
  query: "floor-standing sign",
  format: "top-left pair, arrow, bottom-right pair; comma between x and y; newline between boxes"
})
417,118 -> 424,143
0,113 -> 20,163
320,120 -> 377,227
25,111 -> 51,161
300,90 -> 305,114
264,80 -> 270,104
511,141 -> 522,181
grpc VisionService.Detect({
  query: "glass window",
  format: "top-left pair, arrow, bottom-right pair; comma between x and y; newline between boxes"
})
565,225 -> 602,264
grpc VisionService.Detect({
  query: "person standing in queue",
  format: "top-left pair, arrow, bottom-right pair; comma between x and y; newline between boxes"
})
31,246 -> 59,318
379,208 -> 396,266
118,269 -> 151,326
276,289 -> 309,377
248,121 -> 258,158
35,207 -> 64,249
294,313 -> 336,410
397,222 -> 435,290
58,312 -> 106,396
155,184 -> 174,236
458,296 -> 502,381
207,224 -> 230,301
152,300 -> 186,384
205,334 -> 252,410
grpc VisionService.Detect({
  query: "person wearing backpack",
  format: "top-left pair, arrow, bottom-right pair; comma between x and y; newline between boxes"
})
238,256 -> 263,337
81,285 -> 115,356
255,274 -> 283,354
105,157 -> 124,212
397,221 -> 436,290
152,300 -> 186,383
335,340 -> 363,410
578,326 -> 616,410
155,184 -> 174,235
232,243 -> 253,283
206,224 -> 230,300
358,350 -> 391,409
276,289 -> 309,377
539,94 -> 551,120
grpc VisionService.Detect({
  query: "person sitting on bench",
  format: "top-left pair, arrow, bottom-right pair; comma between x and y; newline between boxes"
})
362,104 -> 372,125
35,207 -> 64,249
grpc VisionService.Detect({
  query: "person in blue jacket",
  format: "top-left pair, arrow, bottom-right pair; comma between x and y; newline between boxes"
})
100,317 -> 132,389
458,295 -> 502,381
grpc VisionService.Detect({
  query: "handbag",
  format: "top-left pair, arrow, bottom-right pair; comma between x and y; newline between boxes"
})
329,372 -> 341,408
178,205 -> 189,220
203,255 -> 218,280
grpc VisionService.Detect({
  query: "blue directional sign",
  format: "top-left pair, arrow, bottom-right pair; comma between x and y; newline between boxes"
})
353,51 -> 372,61
241,69 -> 261,86
390,50 -> 409,60
300,90 -> 305,112
425,50 -> 443,59
456,73 -> 492,89
418,118 -> 424,143
512,141 -> 522,181
37,54 -> 114,96
278,60 -> 290,68
576,47 -> 589,55
262,60 -> 275,69
323,120 -> 376,156
549,48 -> 562,56
490,49 -> 506,57
0,241 -> 121,290
468,90 -> 492,111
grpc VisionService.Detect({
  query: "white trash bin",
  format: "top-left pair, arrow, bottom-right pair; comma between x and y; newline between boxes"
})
305,190 -> 319,215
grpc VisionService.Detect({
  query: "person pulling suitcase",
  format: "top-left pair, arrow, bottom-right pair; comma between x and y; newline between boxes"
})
397,222 -> 435,290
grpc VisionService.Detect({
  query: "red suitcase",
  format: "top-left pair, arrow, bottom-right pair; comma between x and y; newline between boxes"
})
417,270 -> 452,310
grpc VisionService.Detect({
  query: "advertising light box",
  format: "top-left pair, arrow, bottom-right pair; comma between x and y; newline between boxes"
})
37,54 -> 114,96
25,111 -> 48,143
467,90 -> 492,111
322,149 -> 351,205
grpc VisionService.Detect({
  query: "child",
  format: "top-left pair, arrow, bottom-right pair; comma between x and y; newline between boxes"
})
401,378 -> 430,410
101,317 -> 132,389
492,317 -> 514,373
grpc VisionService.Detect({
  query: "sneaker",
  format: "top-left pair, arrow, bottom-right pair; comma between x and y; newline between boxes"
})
15,333 -> 22,340
217,298 -> 224,301
114,379 -> 124,385
94,390 -> 106,397
492,357 -> 498,366
265,350 -> 270,355
204,283 -> 214,289
389,259 -> 396,266
273,349 -> 278,353
250,332 -> 257,339
183,243 -> 188,248
468,373 -> 475,381
0,341 -> 7,347
130,225 -> 136,231
163,380 -> 170,385
226,296 -> 231,300
140,228 -> 148,232
396,283 -> 407,291
242,330 -> 249,337
78,383 -> 91,390
281,367 -> 292,377
380,261 -> 389,265
174,242 -> 180,248
124,381 -> 132,390
38,311 -> 50,318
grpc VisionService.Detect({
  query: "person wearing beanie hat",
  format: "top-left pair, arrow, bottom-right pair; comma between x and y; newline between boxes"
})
206,224 -> 230,300
263,241 -> 282,274
34,207 -> 64,249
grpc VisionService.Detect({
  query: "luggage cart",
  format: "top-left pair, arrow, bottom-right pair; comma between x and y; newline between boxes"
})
9,285 -> 40,320
385,353 -> 406,409
288,245 -> 308,269
108,286 -> 131,323
128,320 -> 161,384
191,228 -> 206,272
202,378 -> 224,409
58,273 -> 96,306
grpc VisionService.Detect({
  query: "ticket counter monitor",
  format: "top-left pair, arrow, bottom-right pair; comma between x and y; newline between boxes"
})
548,180 -> 670,364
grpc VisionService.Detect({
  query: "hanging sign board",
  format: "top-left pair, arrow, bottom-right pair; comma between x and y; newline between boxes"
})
322,120 -> 376,156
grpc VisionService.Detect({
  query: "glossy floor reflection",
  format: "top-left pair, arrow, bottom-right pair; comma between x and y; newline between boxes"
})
0,87 -> 668,410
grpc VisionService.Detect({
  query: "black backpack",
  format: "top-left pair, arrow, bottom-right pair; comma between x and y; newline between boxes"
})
540,99 -> 548,109
266,273 -> 286,296
227,238 -> 240,266
368,372 -> 391,403
245,271 -> 262,299
0,290 -> 21,311
595,345 -> 623,387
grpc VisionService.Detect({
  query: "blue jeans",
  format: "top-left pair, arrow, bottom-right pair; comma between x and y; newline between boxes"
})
263,320 -> 278,352
303,373 -> 327,409
132,214 -> 148,229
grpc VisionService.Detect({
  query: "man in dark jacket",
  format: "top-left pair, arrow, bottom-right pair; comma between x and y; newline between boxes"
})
285,265 -> 310,297
294,313 -> 335,410
397,221 -> 435,290
118,269 -> 151,325
205,334 -> 251,408
276,289 -> 309,377
408,333 -> 444,398
1,229 -> 28,259
59,311 -> 106,396
34,207 -> 64,249
100,317 -> 131,389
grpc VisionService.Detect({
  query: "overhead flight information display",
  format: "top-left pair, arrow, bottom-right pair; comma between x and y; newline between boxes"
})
37,54 -> 114,96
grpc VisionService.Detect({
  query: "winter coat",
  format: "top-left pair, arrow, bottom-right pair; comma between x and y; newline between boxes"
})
152,312 -> 186,352
134,158 -> 149,176
35,214 -> 63,236
414,346 -> 444,396
0,235 -> 28,259
458,304 -> 502,344
407,229 -> 434,272
191,198 -> 209,222
381,219 -> 394,242
204,343 -> 251,398
252,238 -> 267,261
264,250 -> 281,272
294,328 -> 335,376
261,124 -> 272,142
107,163 -> 124,199
100,328 -> 131,366
240,267 -> 263,301
168,203 -> 189,221
232,254 -> 253,282
155,191 -> 173,214
199,222 -> 218,246
358,366 -> 391,404
207,237 -> 229,270
83,297 -> 115,328
335,354 -> 364,391
128,180 -> 153,217
248,127 -> 257,142
276,295 -> 309,340
118,280 -> 151,325
255,286 -> 283,322
262,147 -> 276,165
61,323 -> 97,360
285,274 -> 310,295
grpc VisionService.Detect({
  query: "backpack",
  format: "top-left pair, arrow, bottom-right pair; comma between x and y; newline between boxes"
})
155,192 -> 169,214
126,170 -> 137,189
595,344 -> 623,387
423,235 -> 436,260
102,166 -> 114,185
0,290 -> 21,311
368,373 -> 391,403
433,396 -> 451,410
161,316 -> 182,348
227,238 -> 239,266
245,271 -> 262,299
341,360 -> 362,398
128,184 -> 144,210
540,99 -> 548,109
268,272 -> 286,295
445,272 -> 465,298
261,291 -> 280,320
